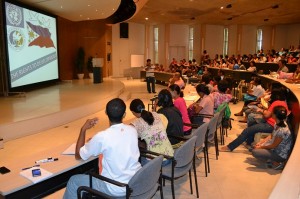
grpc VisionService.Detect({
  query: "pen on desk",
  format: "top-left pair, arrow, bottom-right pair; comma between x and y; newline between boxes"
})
22,165 -> 40,170
35,157 -> 58,164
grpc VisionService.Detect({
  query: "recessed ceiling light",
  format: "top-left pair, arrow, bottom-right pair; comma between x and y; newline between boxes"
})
60,5 -> 63,9
80,15 -> 82,17
96,9 -> 98,12
112,8 -> 115,11
88,5 -> 90,7
87,18 -> 90,20
145,17 -> 149,20
101,13 -> 104,15
220,6 -> 224,9
226,4 -> 232,8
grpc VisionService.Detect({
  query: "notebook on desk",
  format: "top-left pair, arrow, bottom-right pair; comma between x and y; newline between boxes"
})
20,167 -> 53,184
62,143 -> 76,155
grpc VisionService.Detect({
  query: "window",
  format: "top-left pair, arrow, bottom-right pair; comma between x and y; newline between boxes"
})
223,28 -> 228,56
189,27 -> 194,61
256,29 -> 263,52
154,27 -> 159,64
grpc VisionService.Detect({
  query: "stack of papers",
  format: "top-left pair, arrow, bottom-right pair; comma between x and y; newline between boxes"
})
20,167 -> 53,184
62,143 -> 76,155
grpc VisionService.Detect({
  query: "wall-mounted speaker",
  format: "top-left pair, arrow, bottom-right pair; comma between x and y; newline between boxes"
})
120,23 -> 129,38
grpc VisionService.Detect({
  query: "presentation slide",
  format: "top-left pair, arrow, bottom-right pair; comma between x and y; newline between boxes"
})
4,1 -> 58,88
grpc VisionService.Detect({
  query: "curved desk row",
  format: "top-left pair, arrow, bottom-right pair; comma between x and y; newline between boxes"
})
259,75 -> 300,199
242,62 -> 298,74
140,70 -> 200,84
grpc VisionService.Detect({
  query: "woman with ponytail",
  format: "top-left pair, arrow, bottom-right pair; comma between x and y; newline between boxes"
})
251,106 -> 293,169
130,99 -> 174,166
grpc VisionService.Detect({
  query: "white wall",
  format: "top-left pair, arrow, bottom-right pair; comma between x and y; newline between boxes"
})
112,22 -> 299,77
205,25 -> 224,57
112,22 -> 145,77
286,24 -> 300,48
241,25 -> 257,54
228,25 -> 237,56
261,26 -> 272,51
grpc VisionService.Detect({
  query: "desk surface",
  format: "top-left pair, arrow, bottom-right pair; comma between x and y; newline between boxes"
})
0,112 -> 109,197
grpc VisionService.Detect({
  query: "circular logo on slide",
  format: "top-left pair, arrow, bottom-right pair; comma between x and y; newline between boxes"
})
6,4 -> 22,26
8,28 -> 25,52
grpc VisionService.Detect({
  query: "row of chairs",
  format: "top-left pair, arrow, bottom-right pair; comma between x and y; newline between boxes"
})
76,104 -> 231,199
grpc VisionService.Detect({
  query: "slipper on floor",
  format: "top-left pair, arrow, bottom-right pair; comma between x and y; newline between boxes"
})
219,146 -> 231,152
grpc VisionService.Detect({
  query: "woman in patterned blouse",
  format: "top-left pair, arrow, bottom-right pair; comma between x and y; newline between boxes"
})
130,98 -> 174,166
252,106 -> 293,169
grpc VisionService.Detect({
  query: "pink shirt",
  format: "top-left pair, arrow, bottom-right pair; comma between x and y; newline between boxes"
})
173,97 -> 192,132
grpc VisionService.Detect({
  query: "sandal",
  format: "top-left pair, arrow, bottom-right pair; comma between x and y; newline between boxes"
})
219,146 -> 231,152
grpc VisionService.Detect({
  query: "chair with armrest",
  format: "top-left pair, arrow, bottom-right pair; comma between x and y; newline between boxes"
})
77,155 -> 164,199
141,136 -> 198,199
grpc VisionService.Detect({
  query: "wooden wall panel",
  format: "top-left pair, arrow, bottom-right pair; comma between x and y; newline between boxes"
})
57,18 -> 107,80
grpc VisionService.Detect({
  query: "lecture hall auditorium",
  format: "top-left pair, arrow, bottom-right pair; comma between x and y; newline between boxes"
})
0,0 -> 300,198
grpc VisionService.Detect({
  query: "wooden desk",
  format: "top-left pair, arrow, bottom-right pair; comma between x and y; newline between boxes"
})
140,70 -> 200,85
242,62 -> 297,74
208,67 -> 254,82
259,75 -> 300,199
0,118 -> 104,198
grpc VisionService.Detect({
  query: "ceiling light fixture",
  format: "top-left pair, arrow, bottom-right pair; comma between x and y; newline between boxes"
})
220,6 -> 224,9
145,17 -> 149,20
226,4 -> 232,8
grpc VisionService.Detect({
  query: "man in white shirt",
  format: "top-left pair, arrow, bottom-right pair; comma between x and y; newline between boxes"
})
145,59 -> 156,93
64,98 -> 141,199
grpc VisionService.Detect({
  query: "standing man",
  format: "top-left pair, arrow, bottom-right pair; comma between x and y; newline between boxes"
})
145,59 -> 156,93
63,98 -> 141,198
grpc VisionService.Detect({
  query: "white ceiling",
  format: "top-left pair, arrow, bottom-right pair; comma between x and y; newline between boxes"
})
17,0 -> 300,25
17,0 -> 121,21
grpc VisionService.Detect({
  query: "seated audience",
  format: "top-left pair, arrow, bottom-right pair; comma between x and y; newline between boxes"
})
130,99 -> 174,166
218,70 -> 225,80
168,72 -> 185,89
247,61 -> 257,72
252,106 -> 292,170
201,74 -> 214,93
188,84 -> 214,125
235,77 -> 265,119
273,53 -> 281,63
293,63 -> 300,79
156,89 -> 184,145
169,84 -> 192,135
220,88 -> 289,152
211,80 -> 232,109
232,59 -> 240,70
277,60 -> 289,73
258,54 -> 267,63
63,98 -> 141,198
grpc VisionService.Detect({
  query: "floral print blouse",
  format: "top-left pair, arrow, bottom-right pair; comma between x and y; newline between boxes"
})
131,112 -> 174,157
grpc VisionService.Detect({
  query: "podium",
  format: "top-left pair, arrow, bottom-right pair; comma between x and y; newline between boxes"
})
93,58 -> 104,83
